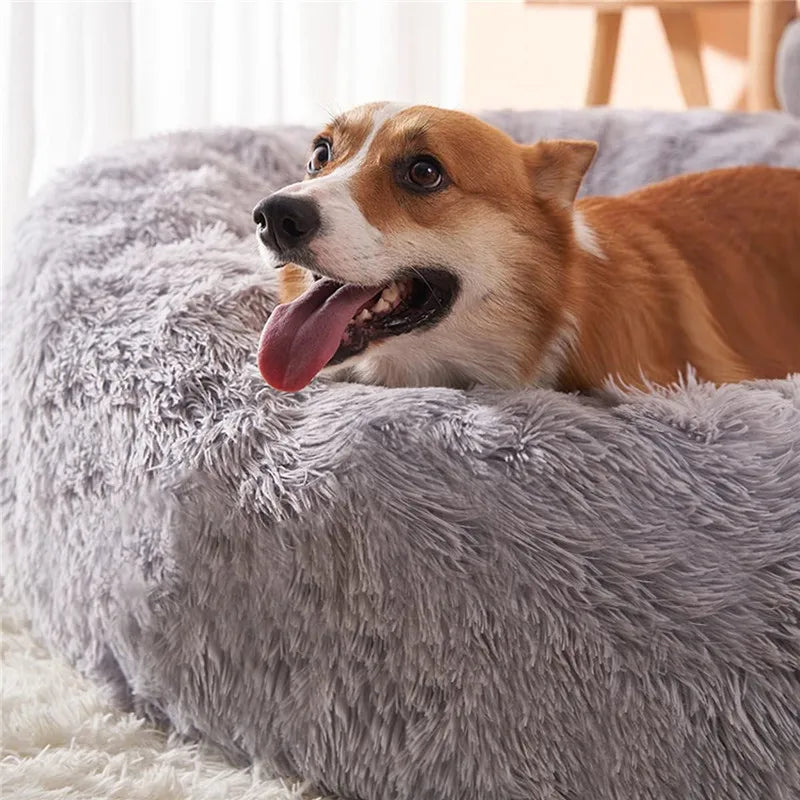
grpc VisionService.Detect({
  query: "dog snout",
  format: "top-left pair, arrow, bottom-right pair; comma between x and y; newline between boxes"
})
252,194 -> 321,254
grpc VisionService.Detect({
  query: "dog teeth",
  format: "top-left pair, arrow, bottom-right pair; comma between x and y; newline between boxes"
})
364,281 -> 406,318
381,284 -> 400,305
356,308 -> 372,322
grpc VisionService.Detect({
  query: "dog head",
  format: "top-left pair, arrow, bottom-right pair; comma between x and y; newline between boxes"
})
254,102 -> 597,391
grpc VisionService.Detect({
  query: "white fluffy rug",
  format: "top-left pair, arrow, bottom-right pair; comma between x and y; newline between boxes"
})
1,601 -> 320,799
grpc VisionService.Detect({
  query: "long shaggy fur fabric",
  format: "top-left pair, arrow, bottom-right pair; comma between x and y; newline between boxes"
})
0,601 -> 317,799
2,109 -> 800,800
778,18 -> 800,117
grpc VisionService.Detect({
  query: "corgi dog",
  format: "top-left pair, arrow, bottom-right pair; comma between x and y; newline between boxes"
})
253,102 -> 800,392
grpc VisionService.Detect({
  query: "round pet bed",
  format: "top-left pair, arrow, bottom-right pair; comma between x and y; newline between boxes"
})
3,109 -> 800,800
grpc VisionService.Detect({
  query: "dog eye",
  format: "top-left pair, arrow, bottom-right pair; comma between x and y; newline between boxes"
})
307,140 -> 332,175
407,159 -> 443,190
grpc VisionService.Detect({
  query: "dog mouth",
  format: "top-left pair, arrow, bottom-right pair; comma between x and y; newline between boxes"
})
328,269 -> 458,364
258,268 -> 459,392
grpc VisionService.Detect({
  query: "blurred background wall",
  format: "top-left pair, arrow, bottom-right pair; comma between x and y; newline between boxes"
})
464,2 -> 749,111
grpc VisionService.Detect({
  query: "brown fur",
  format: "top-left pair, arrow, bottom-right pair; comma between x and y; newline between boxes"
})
314,103 -> 381,176
279,104 -> 800,389
559,167 -> 800,389
350,107 -> 536,234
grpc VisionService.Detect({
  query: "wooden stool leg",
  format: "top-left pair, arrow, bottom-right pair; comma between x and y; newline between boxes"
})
747,0 -> 796,111
586,10 -> 622,106
659,9 -> 710,107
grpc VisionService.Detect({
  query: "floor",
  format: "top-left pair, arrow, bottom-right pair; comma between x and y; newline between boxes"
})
0,601 -> 319,800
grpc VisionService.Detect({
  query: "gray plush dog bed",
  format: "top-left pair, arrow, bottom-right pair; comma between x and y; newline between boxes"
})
778,18 -> 800,116
3,109 -> 800,800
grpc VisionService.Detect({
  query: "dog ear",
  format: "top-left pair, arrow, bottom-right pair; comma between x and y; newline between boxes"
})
522,140 -> 598,206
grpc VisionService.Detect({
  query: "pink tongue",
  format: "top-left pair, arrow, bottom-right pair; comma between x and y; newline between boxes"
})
258,278 -> 380,391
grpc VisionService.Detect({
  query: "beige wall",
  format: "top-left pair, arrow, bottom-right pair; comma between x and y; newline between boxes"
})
464,1 -> 748,111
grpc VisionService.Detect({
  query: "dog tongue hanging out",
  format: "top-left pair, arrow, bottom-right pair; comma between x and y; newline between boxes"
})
254,102 -> 800,392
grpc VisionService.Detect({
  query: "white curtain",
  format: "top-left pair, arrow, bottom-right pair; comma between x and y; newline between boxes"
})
1,0 -> 465,261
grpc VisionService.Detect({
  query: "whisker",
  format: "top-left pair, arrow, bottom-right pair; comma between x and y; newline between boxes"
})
408,266 -> 443,309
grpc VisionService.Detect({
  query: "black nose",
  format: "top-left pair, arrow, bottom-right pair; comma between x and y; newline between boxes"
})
252,194 -> 321,253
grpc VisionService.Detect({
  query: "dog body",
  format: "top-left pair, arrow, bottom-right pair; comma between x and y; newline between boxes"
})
254,103 -> 800,392
561,168 -> 800,390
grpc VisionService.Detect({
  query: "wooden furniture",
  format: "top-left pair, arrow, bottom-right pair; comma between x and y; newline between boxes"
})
525,0 -> 797,110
